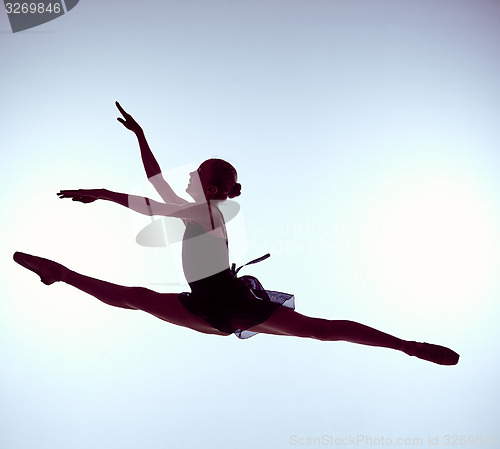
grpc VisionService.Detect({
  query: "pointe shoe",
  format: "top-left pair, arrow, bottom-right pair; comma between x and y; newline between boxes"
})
405,341 -> 460,366
13,252 -> 62,285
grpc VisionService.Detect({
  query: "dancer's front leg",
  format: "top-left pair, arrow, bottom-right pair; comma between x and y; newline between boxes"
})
63,270 -> 229,335
64,269 -> 138,310
13,252 -> 229,335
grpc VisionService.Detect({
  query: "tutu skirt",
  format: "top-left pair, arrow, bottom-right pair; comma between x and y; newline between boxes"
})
179,268 -> 295,339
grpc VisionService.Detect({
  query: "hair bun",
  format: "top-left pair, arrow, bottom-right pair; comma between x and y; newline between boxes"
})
228,182 -> 241,198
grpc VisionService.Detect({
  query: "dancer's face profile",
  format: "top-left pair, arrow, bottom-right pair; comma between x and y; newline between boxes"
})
186,167 -> 218,202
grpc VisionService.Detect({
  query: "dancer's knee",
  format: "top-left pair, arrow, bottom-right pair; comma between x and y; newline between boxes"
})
256,309 -> 342,341
123,286 -> 157,309
314,319 -> 340,341
293,317 -> 340,341
301,318 -> 349,341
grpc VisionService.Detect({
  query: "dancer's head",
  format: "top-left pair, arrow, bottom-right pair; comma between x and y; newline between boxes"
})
187,159 -> 241,202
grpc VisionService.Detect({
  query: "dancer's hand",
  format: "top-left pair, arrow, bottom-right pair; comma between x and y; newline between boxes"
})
57,189 -> 105,203
116,101 -> 143,134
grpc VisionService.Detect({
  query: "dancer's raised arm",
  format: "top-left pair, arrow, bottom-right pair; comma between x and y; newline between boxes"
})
57,188 -> 202,220
115,101 -> 188,205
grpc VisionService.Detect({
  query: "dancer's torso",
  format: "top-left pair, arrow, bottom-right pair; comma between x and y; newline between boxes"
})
181,206 -> 229,284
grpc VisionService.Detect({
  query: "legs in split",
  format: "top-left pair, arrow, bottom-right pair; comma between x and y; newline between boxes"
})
13,251 -> 459,364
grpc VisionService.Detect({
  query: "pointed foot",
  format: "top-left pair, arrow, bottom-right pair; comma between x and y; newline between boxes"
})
405,341 -> 459,366
13,252 -> 62,285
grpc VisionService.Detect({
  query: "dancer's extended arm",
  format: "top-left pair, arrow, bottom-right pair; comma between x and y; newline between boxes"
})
115,101 -> 188,205
58,188 -> 201,220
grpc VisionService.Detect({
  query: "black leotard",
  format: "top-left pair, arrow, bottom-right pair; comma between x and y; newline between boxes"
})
178,212 -> 294,338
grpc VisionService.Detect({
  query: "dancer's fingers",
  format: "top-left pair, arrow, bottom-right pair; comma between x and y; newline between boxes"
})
59,189 -> 82,194
116,101 -> 132,120
115,101 -> 127,115
58,190 -> 75,197
58,190 -> 86,199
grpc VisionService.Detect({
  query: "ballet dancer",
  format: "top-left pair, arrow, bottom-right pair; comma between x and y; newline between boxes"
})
13,101 -> 459,365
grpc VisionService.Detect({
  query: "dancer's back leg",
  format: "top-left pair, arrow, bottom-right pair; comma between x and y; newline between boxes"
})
248,307 -> 459,365
248,307 -> 404,348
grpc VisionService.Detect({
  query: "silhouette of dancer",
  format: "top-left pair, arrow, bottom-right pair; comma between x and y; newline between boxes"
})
14,101 -> 459,365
